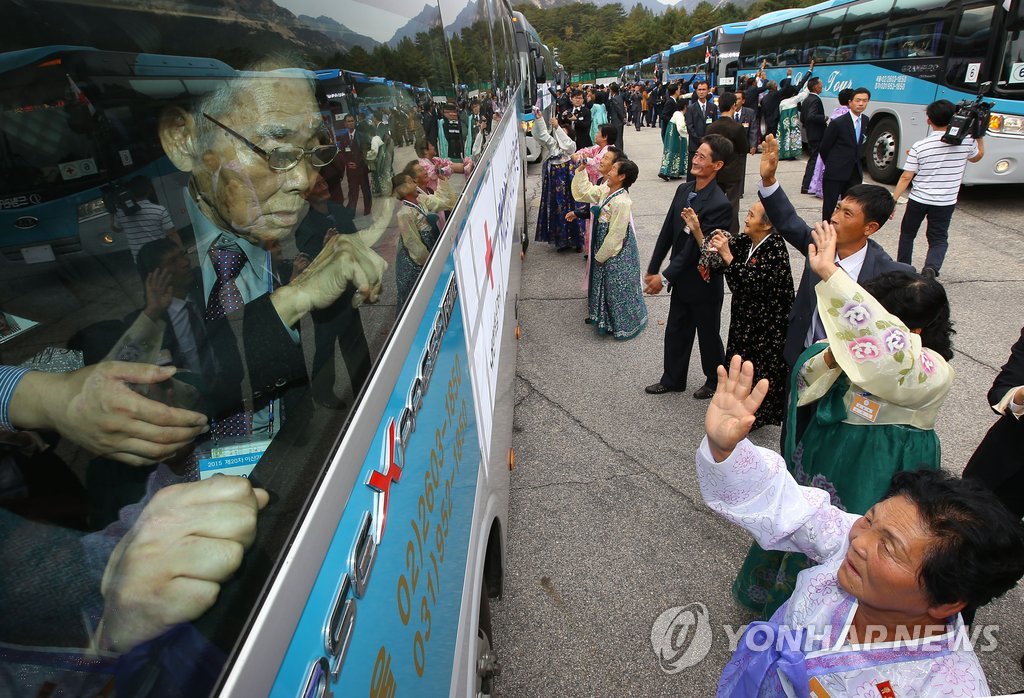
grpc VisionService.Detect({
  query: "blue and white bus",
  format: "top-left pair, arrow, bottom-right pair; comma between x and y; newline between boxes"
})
666,22 -> 749,93
738,0 -> 1024,184
639,53 -> 663,83
0,0 -> 529,695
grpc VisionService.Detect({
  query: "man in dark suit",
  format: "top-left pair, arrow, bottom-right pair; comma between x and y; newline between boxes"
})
757,134 -> 906,370
660,82 -> 680,141
963,326 -> 1024,519
295,176 -> 372,410
644,134 -> 734,398
800,76 -> 827,194
607,82 -> 626,151
684,81 -> 719,182
706,92 -> 748,234
569,88 -> 593,149
819,87 -> 871,221
630,84 -> 644,130
732,91 -> 758,155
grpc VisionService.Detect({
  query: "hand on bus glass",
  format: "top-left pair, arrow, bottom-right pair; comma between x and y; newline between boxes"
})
274,233 -> 386,325
95,475 -> 269,653
143,267 -> 175,320
9,363 -> 209,466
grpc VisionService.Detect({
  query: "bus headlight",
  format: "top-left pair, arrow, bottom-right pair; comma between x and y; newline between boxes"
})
77,197 -> 108,222
988,113 -> 1024,135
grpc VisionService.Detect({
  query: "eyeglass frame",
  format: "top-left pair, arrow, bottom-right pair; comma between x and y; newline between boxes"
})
202,113 -> 339,172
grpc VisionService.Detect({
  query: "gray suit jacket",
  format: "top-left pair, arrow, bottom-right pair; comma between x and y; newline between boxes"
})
759,185 -> 912,367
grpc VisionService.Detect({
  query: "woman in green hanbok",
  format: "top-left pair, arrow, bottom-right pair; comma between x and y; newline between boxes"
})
777,84 -> 808,161
659,105 -> 688,180
570,156 -> 647,340
732,222 -> 956,620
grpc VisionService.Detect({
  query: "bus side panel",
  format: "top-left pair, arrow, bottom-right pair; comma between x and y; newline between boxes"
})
267,259 -> 481,697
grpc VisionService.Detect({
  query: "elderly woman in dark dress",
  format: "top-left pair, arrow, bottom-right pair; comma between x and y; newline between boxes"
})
707,201 -> 795,428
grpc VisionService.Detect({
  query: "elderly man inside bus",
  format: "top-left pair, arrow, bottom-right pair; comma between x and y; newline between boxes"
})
699,353 -> 1024,697
156,61 -> 386,470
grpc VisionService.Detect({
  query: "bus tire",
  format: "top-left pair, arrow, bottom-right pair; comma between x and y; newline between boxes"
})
476,582 -> 500,698
866,117 -> 900,184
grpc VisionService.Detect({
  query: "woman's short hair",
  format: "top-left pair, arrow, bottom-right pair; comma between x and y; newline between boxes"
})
838,88 -> 855,106
615,159 -> 639,189
884,469 -> 1024,609
598,124 -> 618,144
862,270 -> 955,360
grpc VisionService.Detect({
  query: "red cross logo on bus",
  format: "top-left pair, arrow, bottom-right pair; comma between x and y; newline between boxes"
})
483,221 -> 494,289
367,419 -> 403,542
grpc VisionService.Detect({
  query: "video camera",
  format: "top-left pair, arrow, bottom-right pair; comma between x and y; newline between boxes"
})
942,90 -> 993,145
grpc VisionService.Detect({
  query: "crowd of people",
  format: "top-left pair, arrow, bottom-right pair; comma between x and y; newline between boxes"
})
534,66 -> 1020,695
0,49 -> 1018,695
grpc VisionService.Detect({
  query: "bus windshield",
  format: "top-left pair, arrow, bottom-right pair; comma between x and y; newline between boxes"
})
999,31 -> 1024,94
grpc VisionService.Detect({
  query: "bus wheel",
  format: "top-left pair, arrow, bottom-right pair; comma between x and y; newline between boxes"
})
476,584 -> 500,698
866,118 -> 899,184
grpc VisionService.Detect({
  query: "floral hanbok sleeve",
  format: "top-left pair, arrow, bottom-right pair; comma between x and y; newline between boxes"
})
798,271 -> 953,407
569,167 -> 607,204
593,193 -> 632,264
417,177 -> 457,213
696,438 -> 857,562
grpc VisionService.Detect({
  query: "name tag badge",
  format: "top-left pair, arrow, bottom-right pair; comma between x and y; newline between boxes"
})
705,117 -> 713,124
743,122 -> 750,128
809,677 -> 831,698
875,681 -> 897,698
344,146 -> 352,153
197,437 -> 273,479
850,393 -> 882,422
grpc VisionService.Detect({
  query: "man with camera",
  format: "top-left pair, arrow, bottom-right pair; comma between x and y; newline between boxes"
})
892,99 -> 985,278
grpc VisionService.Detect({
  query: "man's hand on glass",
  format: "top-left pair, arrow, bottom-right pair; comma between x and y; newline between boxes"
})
95,475 -> 270,653
272,234 -> 387,326
10,363 -> 209,466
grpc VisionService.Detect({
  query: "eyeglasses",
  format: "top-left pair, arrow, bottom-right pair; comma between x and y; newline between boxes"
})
202,113 -> 339,172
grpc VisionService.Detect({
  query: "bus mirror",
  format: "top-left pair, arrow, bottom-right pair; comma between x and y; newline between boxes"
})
534,55 -> 547,83
1010,0 -> 1024,30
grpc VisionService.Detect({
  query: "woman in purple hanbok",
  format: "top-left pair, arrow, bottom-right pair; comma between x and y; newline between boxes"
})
532,109 -> 586,251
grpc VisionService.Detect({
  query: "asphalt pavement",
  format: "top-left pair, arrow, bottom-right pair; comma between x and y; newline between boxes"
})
490,123 -> 1024,696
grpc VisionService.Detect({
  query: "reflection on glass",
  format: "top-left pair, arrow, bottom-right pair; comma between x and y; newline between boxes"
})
0,0 -> 527,692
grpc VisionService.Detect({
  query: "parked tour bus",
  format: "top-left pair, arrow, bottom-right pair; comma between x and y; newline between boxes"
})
0,0 -> 529,695
737,0 -> 1024,183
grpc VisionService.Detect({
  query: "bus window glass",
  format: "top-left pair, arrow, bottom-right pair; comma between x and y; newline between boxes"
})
438,0 -> 497,172
806,8 -> 848,62
884,0 -> 951,58
839,0 -> 892,60
946,5 -> 994,87
998,31 -> 1024,92
0,0 -> 498,693
758,25 -> 782,66
739,28 -> 763,70
778,17 -> 810,65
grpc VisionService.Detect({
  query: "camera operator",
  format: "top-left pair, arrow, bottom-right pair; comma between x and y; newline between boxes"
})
892,99 -> 984,278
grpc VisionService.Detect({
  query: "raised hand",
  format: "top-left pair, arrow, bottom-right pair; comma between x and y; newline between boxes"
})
705,356 -> 768,462
808,220 -> 840,280
143,268 -> 174,320
760,134 -> 780,186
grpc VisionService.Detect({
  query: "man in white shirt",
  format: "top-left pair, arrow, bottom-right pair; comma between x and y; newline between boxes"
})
892,99 -> 985,278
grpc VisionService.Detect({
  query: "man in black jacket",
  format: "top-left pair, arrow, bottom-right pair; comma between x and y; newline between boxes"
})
644,134 -> 734,398
757,134 -> 906,369
706,92 -> 748,234
660,82 -> 680,141
684,81 -> 719,182
800,76 -> 826,194
964,326 -> 1024,519
608,82 -> 626,151
819,87 -> 871,222
569,88 -> 593,149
